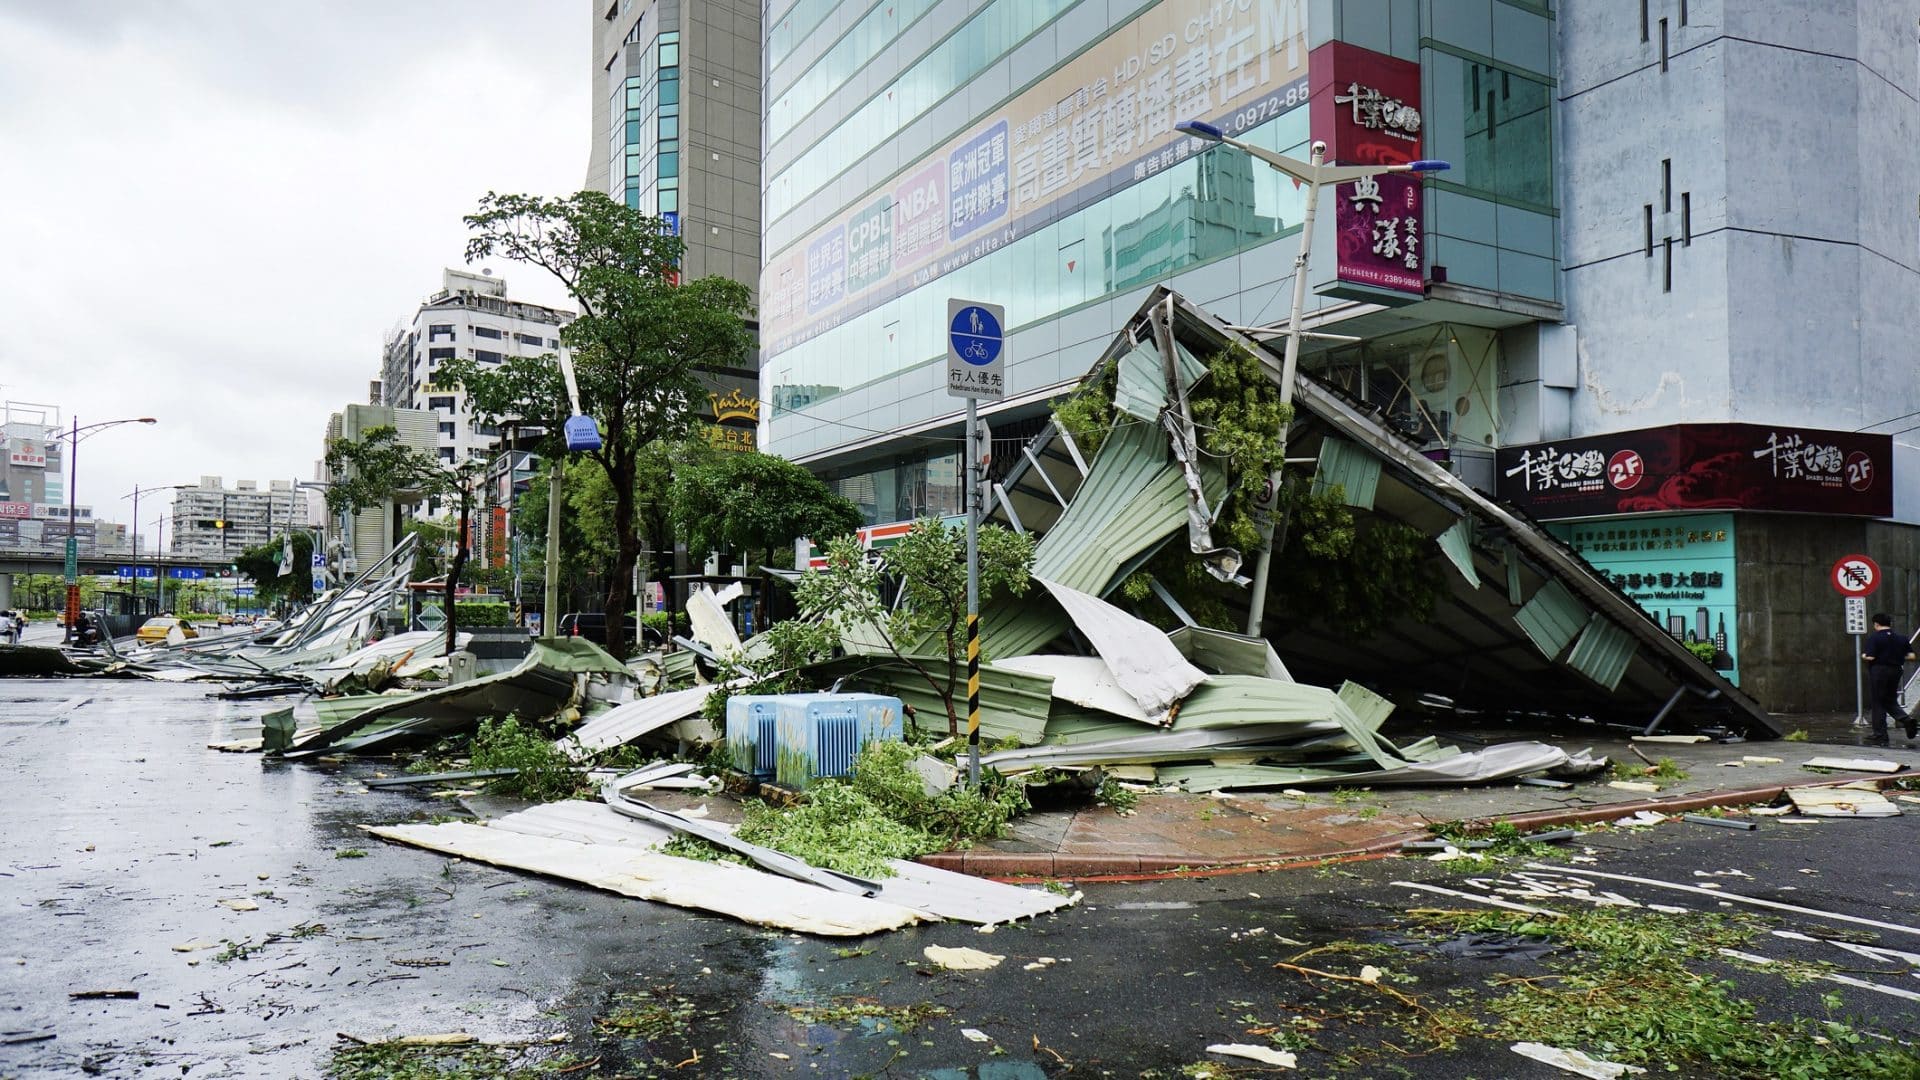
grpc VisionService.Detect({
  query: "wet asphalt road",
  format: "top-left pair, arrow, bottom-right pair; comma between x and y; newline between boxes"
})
2,676 -> 1918,1078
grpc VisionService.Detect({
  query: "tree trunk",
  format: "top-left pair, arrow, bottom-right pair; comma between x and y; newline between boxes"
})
604,464 -> 638,658
446,487 -> 469,658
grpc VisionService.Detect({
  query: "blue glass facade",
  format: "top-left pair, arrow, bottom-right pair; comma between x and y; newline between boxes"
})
764,0 -> 1560,514
609,30 -> 680,215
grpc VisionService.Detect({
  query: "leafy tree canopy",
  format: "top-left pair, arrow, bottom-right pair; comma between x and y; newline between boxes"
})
322,425 -> 454,516
437,190 -> 754,656
668,451 -> 863,563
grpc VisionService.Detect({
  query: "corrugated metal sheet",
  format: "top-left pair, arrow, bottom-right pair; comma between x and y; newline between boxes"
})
1168,625 -> 1294,681
809,656 -> 1054,746
1337,681 -> 1395,732
1311,437 -> 1380,510
1505,545 -> 1524,605
1038,577 -> 1204,723
1031,419 -> 1188,596
1110,336 -> 1209,422
990,655 -> 1154,724
1566,613 -> 1635,691
1436,519 -> 1482,589
1514,579 -> 1589,660
566,686 -> 717,759
1112,340 -> 1168,421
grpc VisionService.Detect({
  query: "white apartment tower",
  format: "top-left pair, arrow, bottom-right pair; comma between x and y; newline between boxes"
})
380,269 -> 574,469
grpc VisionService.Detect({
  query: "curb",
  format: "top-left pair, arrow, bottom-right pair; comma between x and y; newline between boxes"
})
915,772 -> 1906,881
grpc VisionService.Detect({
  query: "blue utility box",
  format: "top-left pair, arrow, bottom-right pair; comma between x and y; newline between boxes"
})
723,695 -> 782,780
771,692 -> 905,789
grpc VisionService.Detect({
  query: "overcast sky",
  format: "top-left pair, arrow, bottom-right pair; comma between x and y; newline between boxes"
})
0,1 -> 586,536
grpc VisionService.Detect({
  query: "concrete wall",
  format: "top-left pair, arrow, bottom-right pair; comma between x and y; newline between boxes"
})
1557,0 -> 1920,523
1735,515 -> 1920,714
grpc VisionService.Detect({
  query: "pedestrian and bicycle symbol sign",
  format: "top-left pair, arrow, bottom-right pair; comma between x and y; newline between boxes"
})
946,299 -> 1005,400
1830,553 -> 1880,596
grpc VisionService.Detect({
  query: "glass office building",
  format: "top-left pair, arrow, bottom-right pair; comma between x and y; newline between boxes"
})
759,0 -> 1920,711
760,0 -> 1559,510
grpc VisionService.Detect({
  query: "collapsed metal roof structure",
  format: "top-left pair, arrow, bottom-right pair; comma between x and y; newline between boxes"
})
985,288 -> 1772,738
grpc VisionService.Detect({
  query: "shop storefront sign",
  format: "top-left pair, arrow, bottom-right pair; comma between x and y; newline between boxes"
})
1309,41 -> 1425,295
1497,423 -> 1893,518
7,440 -> 46,468
1550,512 -> 1740,684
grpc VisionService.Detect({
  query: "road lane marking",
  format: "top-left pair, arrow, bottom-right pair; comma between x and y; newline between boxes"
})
1719,948 -> 1920,1002
1390,880 -> 1563,916
1527,862 -> 1920,939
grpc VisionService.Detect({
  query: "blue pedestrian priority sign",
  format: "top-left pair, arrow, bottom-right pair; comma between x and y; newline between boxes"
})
946,299 -> 1006,400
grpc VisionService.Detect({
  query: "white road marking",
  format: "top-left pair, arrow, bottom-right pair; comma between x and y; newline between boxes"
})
1527,862 -> 1920,939
1390,880 -> 1563,916
1719,948 -> 1920,1003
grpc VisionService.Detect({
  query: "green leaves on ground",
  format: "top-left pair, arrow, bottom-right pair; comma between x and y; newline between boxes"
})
469,715 -> 589,802
1417,906 -> 1920,1079
681,742 -> 1029,879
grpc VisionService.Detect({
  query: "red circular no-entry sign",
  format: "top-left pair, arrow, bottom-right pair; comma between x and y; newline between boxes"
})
1831,553 -> 1881,597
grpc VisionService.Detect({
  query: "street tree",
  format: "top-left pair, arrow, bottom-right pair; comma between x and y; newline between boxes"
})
323,424 -> 482,654
234,532 -> 315,608
796,519 -> 1033,736
438,191 -> 754,657
667,450 -> 863,569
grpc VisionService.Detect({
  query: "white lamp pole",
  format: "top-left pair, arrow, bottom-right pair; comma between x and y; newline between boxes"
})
1174,120 -> 1447,636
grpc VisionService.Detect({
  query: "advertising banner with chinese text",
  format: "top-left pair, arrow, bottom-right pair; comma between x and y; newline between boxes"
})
762,0 -> 1310,356
1497,424 -> 1892,518
1549,513 -> 1739,684
1309,41 -> 1424,295
7,440 -> 46,468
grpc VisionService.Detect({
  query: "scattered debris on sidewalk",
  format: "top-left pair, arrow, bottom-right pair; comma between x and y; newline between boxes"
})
1511,1041 -> 1646,1079
1206,1042 -> 1298,1068
1802,756 -> 1904,774
1784,781 -> 1901,817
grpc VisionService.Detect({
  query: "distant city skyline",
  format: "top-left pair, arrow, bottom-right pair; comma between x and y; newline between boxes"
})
0,2 -> 586,533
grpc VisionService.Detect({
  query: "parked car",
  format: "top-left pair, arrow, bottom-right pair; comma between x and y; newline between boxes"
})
217,613 -> 236,626
135,617 -> 199,645
556,612 -> 662,648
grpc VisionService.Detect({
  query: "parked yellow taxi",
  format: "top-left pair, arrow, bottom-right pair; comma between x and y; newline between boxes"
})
135,617 -> 199,644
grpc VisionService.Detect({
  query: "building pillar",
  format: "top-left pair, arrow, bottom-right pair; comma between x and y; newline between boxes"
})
0,572 -> 11,610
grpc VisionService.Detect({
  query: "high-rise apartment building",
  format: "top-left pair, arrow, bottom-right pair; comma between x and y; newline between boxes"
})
172,478 -> 298,560
585,0 -> 765,456
381,269 -> 573,469
758,0 -> 1920,711
321,404 -> 440,574
0,401 -> 128,556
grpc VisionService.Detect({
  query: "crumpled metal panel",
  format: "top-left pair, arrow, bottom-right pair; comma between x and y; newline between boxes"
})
1311,437 -> 1380,510
1514,579 -> 1589,660
1111,337 -> 1209,421
1037,576 -> 1205,725
1337,681 -> 1395,732
1161,741 -> 1574,791
990,655 -> 1154,725
1435,519 -> 1482,589
809,656 -> 1055,746
1030,420 -> 1227,597
1565,612 -> 1635,692
1168,625 -> 1293,681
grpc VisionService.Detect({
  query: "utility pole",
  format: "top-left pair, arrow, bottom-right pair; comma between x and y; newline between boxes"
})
542,457 -> 562,641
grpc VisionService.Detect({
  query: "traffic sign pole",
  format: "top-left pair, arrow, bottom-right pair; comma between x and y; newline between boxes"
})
947,299 -> 1005,789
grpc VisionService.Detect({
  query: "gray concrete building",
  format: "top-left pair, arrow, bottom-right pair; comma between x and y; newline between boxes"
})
321,404 -> 440,575
588,0 -> 763,299
757,0 -> 1920,712
172,478 -> 297,560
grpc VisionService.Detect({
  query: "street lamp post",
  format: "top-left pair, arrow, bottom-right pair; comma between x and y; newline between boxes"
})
55,417 -> 158,642
122,483 -> 185,617
1173,120 -> 1448,636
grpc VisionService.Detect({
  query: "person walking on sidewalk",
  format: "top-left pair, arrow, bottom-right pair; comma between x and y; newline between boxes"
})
1861,613 -> 1917,746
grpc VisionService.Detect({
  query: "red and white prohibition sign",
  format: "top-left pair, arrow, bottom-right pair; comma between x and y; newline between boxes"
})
1830,553 -> 1881,597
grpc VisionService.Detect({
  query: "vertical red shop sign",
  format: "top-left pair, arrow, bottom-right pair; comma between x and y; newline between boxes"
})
1309,43 -> 1426,295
